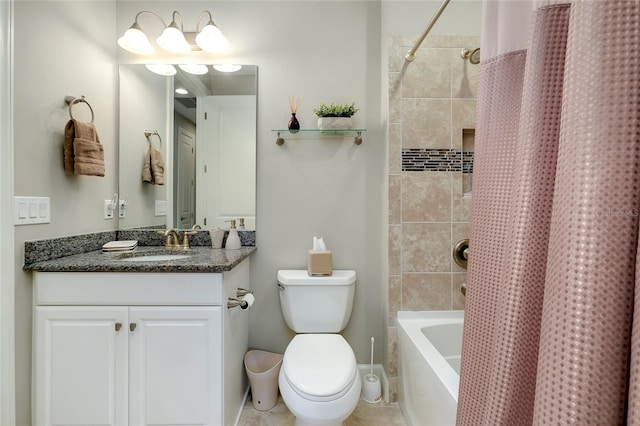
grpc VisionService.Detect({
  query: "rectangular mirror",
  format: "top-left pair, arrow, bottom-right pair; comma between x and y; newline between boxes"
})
118,64 -> 257,231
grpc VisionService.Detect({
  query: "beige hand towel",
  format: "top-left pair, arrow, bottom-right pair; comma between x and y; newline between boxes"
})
63,119 -> 105,177
142,145 -> 165,185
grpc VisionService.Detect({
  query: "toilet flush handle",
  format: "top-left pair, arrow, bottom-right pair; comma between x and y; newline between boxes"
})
277,283 -> 285,291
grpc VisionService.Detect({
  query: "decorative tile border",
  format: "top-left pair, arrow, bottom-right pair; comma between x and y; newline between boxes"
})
463,152 -> 474,174
402,149 -> 474,173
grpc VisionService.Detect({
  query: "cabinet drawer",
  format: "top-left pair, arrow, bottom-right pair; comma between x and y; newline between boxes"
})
34,272 -> 224,305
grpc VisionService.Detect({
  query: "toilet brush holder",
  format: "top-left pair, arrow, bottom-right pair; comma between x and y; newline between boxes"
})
362,336 -> 381,403
362,373 -> 382,403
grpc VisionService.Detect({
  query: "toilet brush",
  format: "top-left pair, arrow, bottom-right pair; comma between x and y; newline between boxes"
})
361,337 -> 382,403
370,337 -> 375,377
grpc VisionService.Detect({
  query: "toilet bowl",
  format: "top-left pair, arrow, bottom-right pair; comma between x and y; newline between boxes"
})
278,334 -> 361,426
277,270 -> 359,425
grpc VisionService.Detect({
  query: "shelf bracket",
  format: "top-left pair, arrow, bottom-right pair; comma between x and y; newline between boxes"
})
354,131 -> 363,145
275,131 -> 285,146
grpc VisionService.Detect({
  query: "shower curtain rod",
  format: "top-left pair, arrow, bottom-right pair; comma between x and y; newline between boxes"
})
405,0 -> 451,62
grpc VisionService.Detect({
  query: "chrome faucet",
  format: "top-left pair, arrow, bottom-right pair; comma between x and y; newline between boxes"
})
157,229 -> 197,250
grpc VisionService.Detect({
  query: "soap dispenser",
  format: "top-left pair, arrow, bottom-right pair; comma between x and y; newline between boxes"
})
225,219 -> 241,249
238,218 -> 245,230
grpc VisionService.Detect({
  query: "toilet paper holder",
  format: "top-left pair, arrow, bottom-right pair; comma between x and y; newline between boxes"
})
227,288 -> 254,309
236,287 -> 252,297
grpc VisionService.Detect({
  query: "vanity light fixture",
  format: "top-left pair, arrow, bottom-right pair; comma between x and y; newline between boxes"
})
145,64 -> 177,76
213,64 -> 242,73
178,63 -> 209,75
156,11 -> 191,53
195,11 -> 230,53
118,10 -> 229,55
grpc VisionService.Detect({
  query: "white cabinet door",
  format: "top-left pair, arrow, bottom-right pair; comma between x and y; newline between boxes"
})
128,307 -> 223,426
33,307 -> 128,426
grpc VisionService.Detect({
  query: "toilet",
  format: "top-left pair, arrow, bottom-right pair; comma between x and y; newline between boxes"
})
277,270 -> 361,426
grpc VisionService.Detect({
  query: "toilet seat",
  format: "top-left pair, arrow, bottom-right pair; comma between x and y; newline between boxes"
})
282,334 -> 357,402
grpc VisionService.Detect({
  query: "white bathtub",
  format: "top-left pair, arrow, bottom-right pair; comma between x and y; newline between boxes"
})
398,311 -> 464,426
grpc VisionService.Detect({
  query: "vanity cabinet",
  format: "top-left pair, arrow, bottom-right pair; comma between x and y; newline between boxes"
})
32,258 -> 250,426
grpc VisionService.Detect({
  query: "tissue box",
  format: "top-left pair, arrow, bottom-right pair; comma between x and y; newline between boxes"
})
308,250 -> 332,276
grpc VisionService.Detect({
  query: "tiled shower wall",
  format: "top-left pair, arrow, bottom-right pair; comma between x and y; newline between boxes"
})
386,35 -> 479,400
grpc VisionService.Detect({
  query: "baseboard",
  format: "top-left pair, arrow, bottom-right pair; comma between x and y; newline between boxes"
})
357,364 -> 389,404
233,386 -> 251,426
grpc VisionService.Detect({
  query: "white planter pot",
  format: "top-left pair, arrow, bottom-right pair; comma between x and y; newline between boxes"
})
316,117 -> 353,130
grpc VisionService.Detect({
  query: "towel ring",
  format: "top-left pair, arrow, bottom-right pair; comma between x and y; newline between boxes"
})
144,130 -> 162,147
64,95 -> 94,123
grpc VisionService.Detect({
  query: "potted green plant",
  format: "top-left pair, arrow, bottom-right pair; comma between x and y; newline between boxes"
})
312,102 -> 359,130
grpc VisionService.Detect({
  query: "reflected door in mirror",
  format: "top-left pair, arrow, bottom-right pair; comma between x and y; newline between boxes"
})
177,126 -> 196,229
197,96 -> 256,229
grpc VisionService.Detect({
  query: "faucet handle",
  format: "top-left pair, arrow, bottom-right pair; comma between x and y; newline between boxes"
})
181,230 -> 198,249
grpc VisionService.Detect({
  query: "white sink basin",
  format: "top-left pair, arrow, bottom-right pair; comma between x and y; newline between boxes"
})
121,254 -> 191,262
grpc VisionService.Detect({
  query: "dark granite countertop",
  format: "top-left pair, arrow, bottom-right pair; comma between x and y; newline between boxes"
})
24,246 -> 256,273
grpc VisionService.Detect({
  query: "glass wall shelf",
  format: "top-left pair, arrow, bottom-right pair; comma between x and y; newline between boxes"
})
271,129 -> 366,145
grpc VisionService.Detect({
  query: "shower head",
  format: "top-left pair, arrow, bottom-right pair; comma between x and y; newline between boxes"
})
461,47 -> 481,65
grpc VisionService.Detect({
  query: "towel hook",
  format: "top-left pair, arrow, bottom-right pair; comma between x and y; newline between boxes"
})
144,130 -> 162,147
64,95 -> 94,123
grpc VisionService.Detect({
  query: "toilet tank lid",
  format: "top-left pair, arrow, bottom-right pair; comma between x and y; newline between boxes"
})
277,270 -> 356,285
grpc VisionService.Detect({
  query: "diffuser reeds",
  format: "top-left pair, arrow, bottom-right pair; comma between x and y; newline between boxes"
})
289,95 -> 300,113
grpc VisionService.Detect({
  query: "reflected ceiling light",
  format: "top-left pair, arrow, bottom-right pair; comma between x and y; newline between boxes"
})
195,11 -> 229,53
178,63 -> 209,75
145,64 -> 177,76
118,10 -> 229,55
213,64 -> 242,73
175,88 -> 189,95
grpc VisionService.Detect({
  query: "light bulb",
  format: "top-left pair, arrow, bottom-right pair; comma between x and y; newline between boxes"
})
156,25 -> 191,53
178,64 -> 209,75
213,64 -> 241,73
145,64 -> 177,76
117,24 -> 154,55
195,23 -> 229,53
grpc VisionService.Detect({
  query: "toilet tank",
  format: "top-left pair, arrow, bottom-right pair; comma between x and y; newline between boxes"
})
277,270 -> 356,333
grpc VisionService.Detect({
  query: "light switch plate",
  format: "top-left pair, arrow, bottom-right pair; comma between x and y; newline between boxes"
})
14,196 -> 50,225
155,200 -> 167,216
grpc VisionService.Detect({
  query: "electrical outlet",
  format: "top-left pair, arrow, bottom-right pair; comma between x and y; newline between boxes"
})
104,200 -> 114,219
118,200 -> 127,218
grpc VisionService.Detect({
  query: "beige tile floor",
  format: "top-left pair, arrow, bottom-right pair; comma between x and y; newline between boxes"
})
237,395 -> 407,426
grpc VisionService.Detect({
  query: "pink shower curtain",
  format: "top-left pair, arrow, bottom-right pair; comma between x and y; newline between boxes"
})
457,1 -> 640,424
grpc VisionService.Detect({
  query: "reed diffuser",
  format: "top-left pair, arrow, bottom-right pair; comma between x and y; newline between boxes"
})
288,95 -> 300,133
